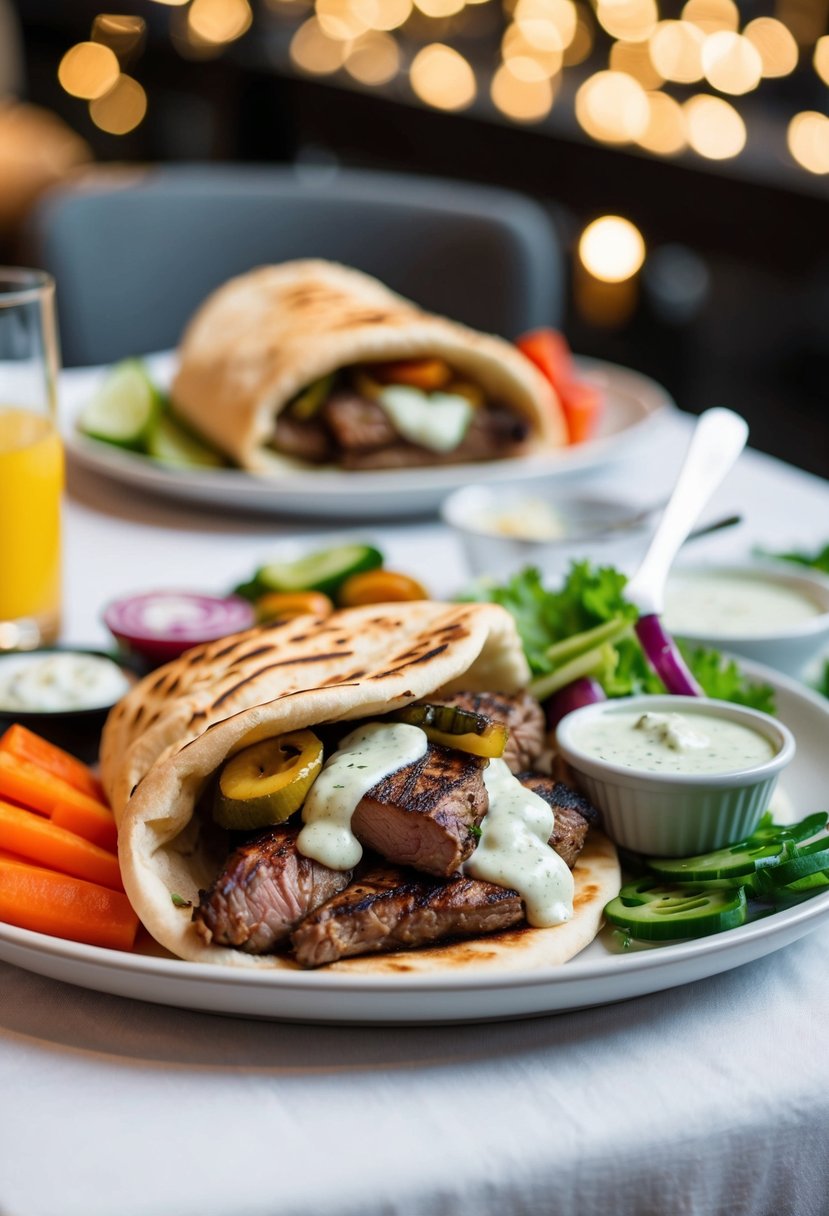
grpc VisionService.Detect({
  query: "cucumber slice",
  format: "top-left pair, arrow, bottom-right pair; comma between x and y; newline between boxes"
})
78,359 -> 163,451
604,880 -> 747,941
146,413 -> 225,469
646,813 -> 829,881
289,374 -> 335,420
391,703 -> 508,759
214,730 -> 323,830
255,544 -> 384,598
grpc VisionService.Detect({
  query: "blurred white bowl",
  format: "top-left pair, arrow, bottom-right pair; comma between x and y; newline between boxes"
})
442,484 -> 657,585
664,561 -> 829,677
556,694 -> 795,856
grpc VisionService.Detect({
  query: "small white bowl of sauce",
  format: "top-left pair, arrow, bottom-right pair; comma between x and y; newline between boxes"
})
555,694 -> 795,856
664,561 -> 829,677
441,484 -> 657,583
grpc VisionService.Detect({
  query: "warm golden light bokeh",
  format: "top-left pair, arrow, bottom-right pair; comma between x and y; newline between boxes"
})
514,0 -> 577,49
502,22 -> 564,81
680,0 -> 737,36
188,0 -> 253,44
649,21 -> 705,84
743,17 -> 798,78
289,16 -> 349,72
58,42 -> 120,101
88,74 -> 148,134
410,44 -> 477,111
345,31 -> 400,84
413,0 -> 465,17
638,90 -> 687,155
575,70 -> 649,143
316,0 -> 371,41
595,0 -> 658,44
684,93 -> 746,159
352,0 -> 412,32
814,36 -> 829,87
701,31 -> 763,95
491,63 -> 555,122
562,10 -> 594,64
609,39 -> 664,90
787,111 -> 829,175
578,215 -> 646,283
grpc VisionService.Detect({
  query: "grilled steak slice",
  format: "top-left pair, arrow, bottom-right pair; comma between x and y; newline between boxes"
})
518,772 -> 598,869
272,414 -> 333,463
194,824 -> 351,954
291,864 -> 523,968
352,744 -> 488,878
341,405 -> 529,470
323,391 -> 397,451
433,690 -> 547,773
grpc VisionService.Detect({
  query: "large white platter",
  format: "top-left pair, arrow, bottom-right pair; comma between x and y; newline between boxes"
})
60,354 -> 674,519
1,659 -> 827,1024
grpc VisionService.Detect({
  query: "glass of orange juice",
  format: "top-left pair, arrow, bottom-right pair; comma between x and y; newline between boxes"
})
0,269 -> 63,651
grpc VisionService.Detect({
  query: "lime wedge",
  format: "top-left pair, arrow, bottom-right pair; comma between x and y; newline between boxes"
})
146,413 -> 225,469
78,360 -> 163,451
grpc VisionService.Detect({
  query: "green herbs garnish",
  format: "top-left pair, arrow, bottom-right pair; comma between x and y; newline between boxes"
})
755,541 -> 829,575
469,824 -> 483,840
171,892 -> 192,908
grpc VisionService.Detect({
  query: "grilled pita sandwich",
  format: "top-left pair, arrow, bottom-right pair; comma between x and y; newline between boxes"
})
170,260 -> 567,473
111,603 -> 620,973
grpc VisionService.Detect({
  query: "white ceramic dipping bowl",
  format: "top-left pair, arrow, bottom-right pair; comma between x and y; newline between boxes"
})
664,561 -> 829,677
442,483 -> 656,584
556,695 -> 795,857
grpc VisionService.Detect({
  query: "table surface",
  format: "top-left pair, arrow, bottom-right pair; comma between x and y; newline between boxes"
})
4,385 -> 829,1216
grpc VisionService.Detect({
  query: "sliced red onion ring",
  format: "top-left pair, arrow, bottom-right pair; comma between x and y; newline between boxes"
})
545,677 -> 607,731
635,613 -> 703,697
103,591 -> 256,664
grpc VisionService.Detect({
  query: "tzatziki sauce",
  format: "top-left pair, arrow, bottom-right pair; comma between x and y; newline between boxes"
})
297,722 -> 429,869
464,758 -> 574,927
665,573 -> 822,638
572,709 -> 776,775
0,651 -> 132,713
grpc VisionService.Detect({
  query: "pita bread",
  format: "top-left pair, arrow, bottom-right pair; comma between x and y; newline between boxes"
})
170,260 -> 567,472
113,601 -> 620,974
101,601 -> 531,821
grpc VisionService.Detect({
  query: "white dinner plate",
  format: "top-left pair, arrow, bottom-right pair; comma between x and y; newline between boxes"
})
1,659 -> 827,1024
60,353 -> 674,519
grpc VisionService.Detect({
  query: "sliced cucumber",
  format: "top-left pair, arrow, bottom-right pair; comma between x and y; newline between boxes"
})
78,359 -> 163,451
255,544 -> 384,599
645,813 -> 829,882
604,880 -> 747,941
391,703 -> 508,759
214,730 -> 324,830
146,413 -> 225,469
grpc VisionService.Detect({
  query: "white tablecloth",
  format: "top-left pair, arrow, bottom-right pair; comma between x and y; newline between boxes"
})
4,394 -> 829,1216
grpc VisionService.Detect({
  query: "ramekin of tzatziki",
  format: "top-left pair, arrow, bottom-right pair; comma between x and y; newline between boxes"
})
556,695 -> 795,857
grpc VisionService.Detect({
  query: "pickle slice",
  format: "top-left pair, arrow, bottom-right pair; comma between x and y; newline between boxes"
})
214,730 -> 323,830
390,703 -> 508,759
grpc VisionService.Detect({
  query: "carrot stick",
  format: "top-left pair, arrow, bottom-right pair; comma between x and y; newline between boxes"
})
0,856 -> 138,950
0,799 -> 123,891
50,797 -> 118,854
0,724 -> 105,802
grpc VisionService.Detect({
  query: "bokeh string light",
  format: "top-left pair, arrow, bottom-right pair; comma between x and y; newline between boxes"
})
54,0 -> 829,179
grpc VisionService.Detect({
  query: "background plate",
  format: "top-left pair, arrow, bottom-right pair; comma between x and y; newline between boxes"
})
60,353 -> 674,519
0,659 -> 827,1024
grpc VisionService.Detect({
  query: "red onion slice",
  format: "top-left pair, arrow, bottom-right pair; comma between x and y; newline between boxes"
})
545,676 -> 607,731
635,613 -> 703,697
104,591 -> 256,663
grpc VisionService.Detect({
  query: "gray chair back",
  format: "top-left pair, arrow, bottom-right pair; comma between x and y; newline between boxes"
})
30,165 -> 563,367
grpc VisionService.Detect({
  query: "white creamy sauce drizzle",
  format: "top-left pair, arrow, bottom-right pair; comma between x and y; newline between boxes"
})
664,574 -> 822,637
296,722 -> 429,869
0,651 -> 131,712
573,709 -> 775,775
377,386 -> 473,453
464,759 -> 574,927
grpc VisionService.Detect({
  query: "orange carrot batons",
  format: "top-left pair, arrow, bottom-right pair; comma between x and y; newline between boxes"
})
0,724 -> 105,802
0,799 -> 123,891
0,856 -> 138,951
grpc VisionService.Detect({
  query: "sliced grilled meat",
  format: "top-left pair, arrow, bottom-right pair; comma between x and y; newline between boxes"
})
352,744 -> 487,878
518,772 -> 598,869
291,864 -> 523,968
341,405 -> 530,470
194,824 -> 351,954
323,391 -> 397,451
432,690 -> 546,773
271,414 -> 333,463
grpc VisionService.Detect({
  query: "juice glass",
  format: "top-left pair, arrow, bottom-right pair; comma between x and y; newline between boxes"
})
0,269 -> 63,650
